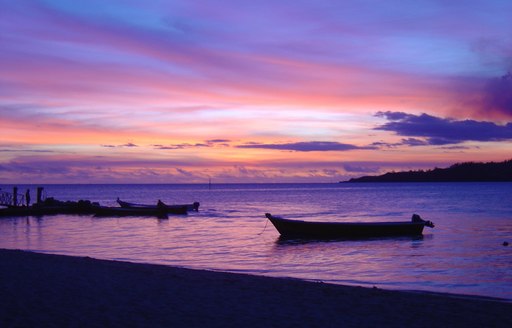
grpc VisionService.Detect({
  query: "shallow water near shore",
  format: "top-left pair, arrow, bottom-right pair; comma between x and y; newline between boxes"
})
1,183 -> 511,300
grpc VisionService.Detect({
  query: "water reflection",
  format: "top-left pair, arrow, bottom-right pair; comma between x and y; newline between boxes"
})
274,235 -> 426,246
0,182 -> 511,300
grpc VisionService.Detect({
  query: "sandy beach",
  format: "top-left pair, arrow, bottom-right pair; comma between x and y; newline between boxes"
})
0,249 -> 510,327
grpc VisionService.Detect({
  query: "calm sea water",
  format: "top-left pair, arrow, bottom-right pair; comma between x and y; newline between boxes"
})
1,183 -> 511,300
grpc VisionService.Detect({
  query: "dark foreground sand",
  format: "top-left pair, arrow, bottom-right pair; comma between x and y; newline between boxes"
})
1,249 -> 510,328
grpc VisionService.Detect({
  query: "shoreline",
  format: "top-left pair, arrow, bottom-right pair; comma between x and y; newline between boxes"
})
1,249 -> 511,327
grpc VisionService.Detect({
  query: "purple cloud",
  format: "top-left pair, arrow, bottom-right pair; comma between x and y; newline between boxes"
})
437,145 -> 474,150
237,141 -> 374,152
342,164 -> 380,173
153,139 -> 233,150
153,144 -> 186,150
0,149 -> 54,153
400,138 -> 429,147
175,168 -> 195,177
206,139 -> 231,143
154,143 -> 211,150
484,72 -> 512,116
376,111 -> 512,145
101,143 -> 138,148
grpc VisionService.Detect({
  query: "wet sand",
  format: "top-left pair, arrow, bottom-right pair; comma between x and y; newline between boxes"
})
1,249 -> 510,327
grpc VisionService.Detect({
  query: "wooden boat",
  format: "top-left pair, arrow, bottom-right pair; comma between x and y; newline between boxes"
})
93,205 -> 183,217
265,213 -> 434,239
117,198 -> 199,212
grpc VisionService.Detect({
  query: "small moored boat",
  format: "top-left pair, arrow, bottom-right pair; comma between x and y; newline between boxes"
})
265,213 -> 434,239
117,198 -> 199,212
93,205 -> 181,217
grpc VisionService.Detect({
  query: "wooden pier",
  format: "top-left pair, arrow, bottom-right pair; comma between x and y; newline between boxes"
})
1,187 -> 195,218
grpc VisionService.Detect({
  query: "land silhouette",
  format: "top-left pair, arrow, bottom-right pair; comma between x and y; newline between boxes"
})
346,159 -> 512,182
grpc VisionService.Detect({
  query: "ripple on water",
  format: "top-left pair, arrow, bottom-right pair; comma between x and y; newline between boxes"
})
0,183 -> 511,300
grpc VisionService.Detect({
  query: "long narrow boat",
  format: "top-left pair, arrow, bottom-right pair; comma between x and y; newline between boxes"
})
265,213 -> 434,239
117,198 -> 199,212
93,205 -> 183,218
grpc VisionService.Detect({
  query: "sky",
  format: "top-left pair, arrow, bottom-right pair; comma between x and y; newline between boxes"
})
1,0 -> 511,183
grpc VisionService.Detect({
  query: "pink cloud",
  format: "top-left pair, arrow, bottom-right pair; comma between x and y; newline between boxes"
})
2,1 -> 512,182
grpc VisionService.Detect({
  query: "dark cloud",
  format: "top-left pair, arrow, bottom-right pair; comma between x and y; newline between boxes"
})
154,145 -> 184,150
154,143 -> 210,150
342,164 -> 380,173
483,72 -> 512,116
437,145 -> 474,150
0,161 -> 71,175
175,168 -> 194,177
154,139 -> 233,150
101,143 -> 138,148
0,148 -> 54,153
0,155 -> 218,184
205,139 -> 231,147
400,138 -> 429,146
370,141 -> 399,148
236,141 -> 374,152
206,139 -> 231,143
370,139 -> 428,148
468,38 -> 512,117
375,111 -> 512,145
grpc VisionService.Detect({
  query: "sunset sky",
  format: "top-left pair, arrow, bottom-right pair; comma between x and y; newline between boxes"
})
1,0 -> 511,183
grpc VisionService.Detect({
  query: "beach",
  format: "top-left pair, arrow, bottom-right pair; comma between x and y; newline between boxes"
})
0,249 -> 510,327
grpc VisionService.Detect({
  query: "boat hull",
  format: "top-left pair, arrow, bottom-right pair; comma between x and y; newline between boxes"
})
117,199 -> 199,212
93,206 -> 185,217
266,214 -> 428,238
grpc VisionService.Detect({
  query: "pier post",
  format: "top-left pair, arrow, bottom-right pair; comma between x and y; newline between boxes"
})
13,187 -> 18,207
37,187 -> 44,204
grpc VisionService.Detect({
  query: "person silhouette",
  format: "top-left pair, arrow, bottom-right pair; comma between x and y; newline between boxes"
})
25,189 -> 31,207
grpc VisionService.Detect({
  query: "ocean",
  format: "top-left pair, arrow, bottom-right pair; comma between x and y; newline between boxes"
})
1,183 -> 511,300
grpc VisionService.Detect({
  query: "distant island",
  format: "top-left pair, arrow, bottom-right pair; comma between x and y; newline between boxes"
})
345,159 -> 512,182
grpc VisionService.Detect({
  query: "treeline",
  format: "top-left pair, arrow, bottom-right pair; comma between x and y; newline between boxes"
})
346,159 -> 512,182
